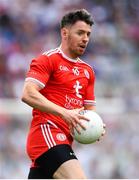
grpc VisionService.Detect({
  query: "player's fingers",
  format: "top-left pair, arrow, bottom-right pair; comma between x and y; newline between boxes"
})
73,116 -> 87,130
101,129 -> 106,136
72,120 -> 77,129
97,136 -> 102,141
79,114 -> 90,121
97,129 -> 106,141
77,119 -> 86,130
69,125 -> 74,136
103,123 -> 106,129
72,116 -> 86,131
74,124 -> 81,134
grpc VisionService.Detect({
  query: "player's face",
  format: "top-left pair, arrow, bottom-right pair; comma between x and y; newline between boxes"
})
67,21 -> 91,58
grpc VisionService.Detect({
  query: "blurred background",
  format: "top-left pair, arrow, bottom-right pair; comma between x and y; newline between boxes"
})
0,0 -> 139,178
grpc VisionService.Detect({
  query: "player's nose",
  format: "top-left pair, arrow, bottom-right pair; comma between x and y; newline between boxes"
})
82,35 -> 89,44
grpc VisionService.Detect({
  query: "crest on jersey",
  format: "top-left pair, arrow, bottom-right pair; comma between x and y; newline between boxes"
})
84,69 -> 90,79
56,133 -> 67,141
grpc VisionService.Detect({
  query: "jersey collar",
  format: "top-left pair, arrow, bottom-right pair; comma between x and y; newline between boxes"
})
58,47 -> 80,63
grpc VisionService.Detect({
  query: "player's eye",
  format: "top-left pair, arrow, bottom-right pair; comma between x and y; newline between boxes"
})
87,32 -> 91,37
77,31 -> 83,36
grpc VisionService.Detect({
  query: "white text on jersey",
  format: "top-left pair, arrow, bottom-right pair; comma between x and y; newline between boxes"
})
59,65 -> 69,71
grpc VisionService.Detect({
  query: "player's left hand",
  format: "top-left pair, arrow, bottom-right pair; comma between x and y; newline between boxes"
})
97,123 -> 106,141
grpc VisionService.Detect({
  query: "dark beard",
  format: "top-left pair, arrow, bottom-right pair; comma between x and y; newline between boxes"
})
69,47 -> 83,59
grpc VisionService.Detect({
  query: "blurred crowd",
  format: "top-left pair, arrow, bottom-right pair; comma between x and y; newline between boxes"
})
0,0 -> 139,178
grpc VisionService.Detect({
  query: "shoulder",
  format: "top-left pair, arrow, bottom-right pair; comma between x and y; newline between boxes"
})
31,48 -> 61,66
29,48 -> 60,69
42,47 -> 60,58
41,47 -> 62,65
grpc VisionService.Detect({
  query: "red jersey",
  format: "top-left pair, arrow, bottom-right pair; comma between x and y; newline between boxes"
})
26,47 -> 96,130
25,47 -> 96,162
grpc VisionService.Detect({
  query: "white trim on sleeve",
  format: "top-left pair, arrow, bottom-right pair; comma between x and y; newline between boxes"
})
84,100 -> 96,106
25,77 -> 45,88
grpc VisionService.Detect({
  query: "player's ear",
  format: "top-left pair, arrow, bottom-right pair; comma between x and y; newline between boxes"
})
61,27 -> 69,40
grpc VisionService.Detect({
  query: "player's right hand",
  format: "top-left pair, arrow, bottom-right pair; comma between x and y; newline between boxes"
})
61,107 -> 90,134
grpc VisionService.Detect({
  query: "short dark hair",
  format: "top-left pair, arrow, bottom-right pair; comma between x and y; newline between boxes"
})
60,9 -> 94,28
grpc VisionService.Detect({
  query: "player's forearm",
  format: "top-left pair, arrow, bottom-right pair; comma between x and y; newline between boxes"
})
84,104 -> 96,111
21,86 -> 65,117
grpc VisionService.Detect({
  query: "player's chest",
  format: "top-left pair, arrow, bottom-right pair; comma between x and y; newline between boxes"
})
51,62 -> 90,89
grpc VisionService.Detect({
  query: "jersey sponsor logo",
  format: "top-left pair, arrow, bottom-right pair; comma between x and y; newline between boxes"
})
72,67 -> 79,76
64,94 -> 83,109
56,133 -> 67,141
59,65 -> 69,71
73,80 -> 82,98
84,69 -> 90,79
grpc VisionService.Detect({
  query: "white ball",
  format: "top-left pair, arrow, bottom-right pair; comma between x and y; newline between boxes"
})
74,110 -> 104,144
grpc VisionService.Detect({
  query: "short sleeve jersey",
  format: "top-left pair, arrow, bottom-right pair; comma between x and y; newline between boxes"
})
26,48 -> 96,135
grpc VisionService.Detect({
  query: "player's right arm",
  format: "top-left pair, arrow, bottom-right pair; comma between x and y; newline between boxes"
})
22,81 -> 66,116
21,80 -> 88,133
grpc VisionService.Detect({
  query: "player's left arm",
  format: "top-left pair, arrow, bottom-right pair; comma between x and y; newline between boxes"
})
83,68 -> 96,111
84,104 -> 96,111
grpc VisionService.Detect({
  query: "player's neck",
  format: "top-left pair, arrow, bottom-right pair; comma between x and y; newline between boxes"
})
59,44 -> 79,61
